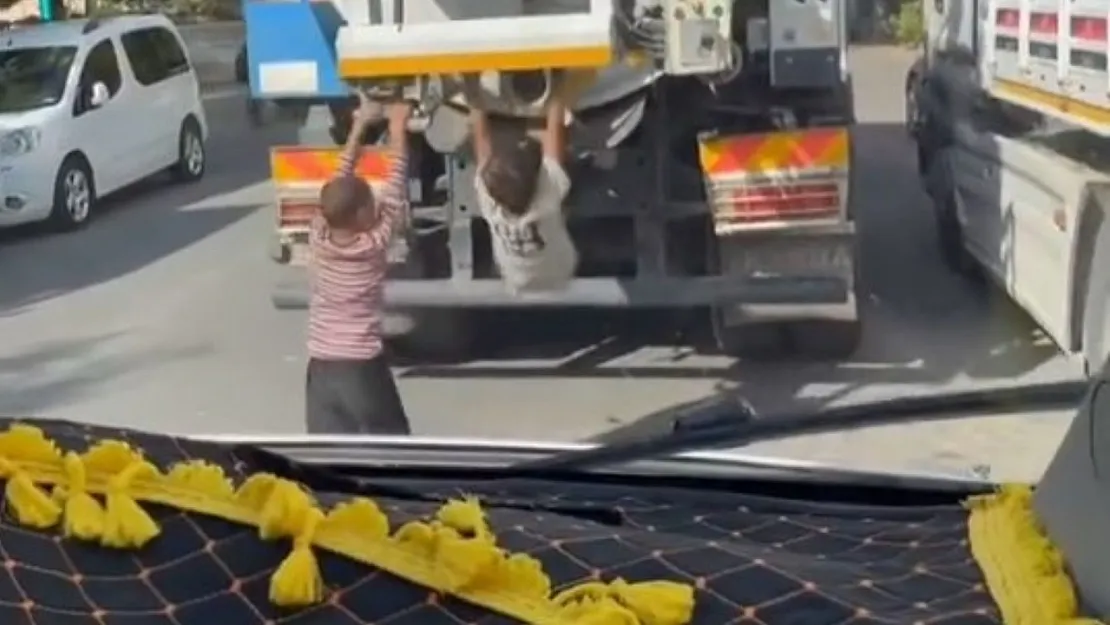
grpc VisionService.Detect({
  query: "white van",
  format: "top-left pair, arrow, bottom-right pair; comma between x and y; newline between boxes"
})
0,14 -> 208,230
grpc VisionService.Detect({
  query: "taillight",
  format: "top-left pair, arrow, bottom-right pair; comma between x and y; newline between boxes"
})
717,181 -> 841,226
1072,16 -> 1108,41
279,200 -> 316,228
996,8 -> 1020,29
1030,12 -> 1059,36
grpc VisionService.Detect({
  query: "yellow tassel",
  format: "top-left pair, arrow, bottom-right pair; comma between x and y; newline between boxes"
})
609,579 -> 695,625
59,452 -> 104,541
558,595 -> 639,625
102,462 -> 160,549
580,601 -> 640,625
555,580 -> 695,625
501,553 -> 552,598
432,525 -> 500,592
258,480 -> 315,540
4,469 -> 61,529
435,497 -> 492,541
270,507 -> 325,607
323,498 -> 389,539
64,491 -> 105,541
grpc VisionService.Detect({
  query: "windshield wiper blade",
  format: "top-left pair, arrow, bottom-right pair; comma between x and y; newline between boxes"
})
510,379 -> 1088,473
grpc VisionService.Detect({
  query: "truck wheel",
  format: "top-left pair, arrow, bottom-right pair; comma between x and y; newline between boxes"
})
789,318 -> 862,360
1081,223 -> 1110,376
905,74 -> 922,138
711,311 -> 789,360
789,260 -> 864,360
935,192 -> 978,278
916,142 -> 932,179
388,309 -> 480,363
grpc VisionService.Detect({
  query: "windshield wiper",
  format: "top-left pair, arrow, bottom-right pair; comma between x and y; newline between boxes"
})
510,379 -> 1088,473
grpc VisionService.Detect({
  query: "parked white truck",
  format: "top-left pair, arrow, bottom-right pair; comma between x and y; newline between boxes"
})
908,0 -> 1110,374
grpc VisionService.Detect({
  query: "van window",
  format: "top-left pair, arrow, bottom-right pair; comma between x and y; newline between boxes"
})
121,26 -> 189,86
74,38 -> 121,114
0,45 -> 77,113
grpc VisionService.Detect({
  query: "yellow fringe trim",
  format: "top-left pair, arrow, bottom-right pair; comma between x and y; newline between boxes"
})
0,424 -> 695,625
966,484 -> 1102,625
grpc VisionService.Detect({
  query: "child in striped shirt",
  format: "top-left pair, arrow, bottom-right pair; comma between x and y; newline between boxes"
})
305,93 -> 413,435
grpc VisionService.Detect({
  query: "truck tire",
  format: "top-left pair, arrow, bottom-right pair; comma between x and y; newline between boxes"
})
712,315 -> 862,360
789,260 -> 864,360
1081,222 -> 1110,376
711,314 -> 790,360
713,259 -> 863,360
235,44 -> 248,84
789,318 -> 862,360
934,190 -> 979,279
905,69 -> 922,139
388,309 -> 480,363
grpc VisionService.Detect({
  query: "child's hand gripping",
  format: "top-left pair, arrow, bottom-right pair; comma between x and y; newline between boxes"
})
376,93 -> 415,260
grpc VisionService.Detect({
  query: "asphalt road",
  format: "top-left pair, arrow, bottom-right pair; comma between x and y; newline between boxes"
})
0,48 -> 1083,482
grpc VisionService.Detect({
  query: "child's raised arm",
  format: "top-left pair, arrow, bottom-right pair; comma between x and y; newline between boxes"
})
336,93 -> 380,177
541,89 -> 568,164
470,103 -> 493,166
364,99 -> 413,251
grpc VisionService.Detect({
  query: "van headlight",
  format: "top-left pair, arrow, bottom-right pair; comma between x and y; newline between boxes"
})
0,127 -> 41,157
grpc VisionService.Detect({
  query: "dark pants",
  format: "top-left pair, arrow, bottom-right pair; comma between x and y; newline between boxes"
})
305,356 -> 411,434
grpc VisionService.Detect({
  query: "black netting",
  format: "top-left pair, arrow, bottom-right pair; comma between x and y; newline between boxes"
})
0,419 -> 1000,625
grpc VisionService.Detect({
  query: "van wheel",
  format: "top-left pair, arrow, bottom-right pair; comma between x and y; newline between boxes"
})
48,156 -> 95,231
171,119 -> 205,183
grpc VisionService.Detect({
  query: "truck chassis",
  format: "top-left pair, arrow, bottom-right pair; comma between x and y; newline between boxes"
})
270,74 -> 861,360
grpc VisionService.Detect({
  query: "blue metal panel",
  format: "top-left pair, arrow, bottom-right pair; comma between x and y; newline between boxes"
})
244,0 -> 349,99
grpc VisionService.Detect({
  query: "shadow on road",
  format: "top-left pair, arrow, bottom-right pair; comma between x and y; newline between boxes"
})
0,92 -> 297,318
0,202 -> 261,317
0,333 -> 210,415
397,120 -> 1063,441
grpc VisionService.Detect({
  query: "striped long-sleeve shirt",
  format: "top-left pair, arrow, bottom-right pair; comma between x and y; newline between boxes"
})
307,145 -> 408,361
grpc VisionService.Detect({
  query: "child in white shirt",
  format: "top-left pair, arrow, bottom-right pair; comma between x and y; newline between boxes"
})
469,92 -> 578,293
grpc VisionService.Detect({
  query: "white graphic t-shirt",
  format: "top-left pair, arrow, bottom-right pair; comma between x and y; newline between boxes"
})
476,157 -> 578,293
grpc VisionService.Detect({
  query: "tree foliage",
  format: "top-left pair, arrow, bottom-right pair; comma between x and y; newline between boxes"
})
891,0 -> 925,47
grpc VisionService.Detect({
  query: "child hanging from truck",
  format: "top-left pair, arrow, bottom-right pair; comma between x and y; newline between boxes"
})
305,92 -> 413,435
469,84 -> 578,293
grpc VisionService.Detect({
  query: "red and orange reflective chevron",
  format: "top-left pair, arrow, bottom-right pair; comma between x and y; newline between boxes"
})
698,128 -> 849,176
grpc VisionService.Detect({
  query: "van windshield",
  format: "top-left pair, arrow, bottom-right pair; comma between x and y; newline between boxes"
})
0,45 -> 77,113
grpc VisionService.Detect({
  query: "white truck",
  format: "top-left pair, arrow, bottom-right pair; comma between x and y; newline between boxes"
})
254,0 -> 861,359
908,0 -> 1110,374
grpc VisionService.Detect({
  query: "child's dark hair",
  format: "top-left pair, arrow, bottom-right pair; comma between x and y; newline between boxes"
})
480,134 -> 543,216
320,175 -> 373,228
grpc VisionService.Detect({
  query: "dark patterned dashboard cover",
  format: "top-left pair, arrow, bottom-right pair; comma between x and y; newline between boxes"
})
0,419 -> 1083,625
